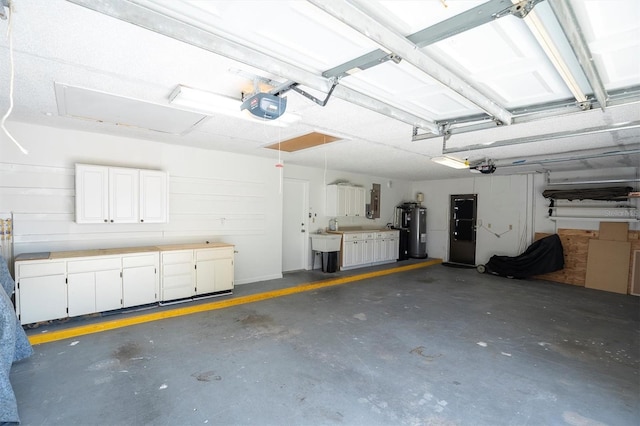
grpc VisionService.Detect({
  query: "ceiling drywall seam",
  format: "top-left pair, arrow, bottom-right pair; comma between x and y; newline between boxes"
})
307,0 -> 513,125
64,0 -> 441,134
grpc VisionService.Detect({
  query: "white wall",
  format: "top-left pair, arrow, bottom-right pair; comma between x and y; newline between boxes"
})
0,122 -> 283,285
0,122 -> 416,283
284,164 -> 413,269
284,164 -> 413,231
412,174 -> 533,264
3,122 -> 635,281
414,168 -> 638,264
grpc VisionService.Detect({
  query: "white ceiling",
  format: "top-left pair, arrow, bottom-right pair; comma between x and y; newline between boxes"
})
0,0 -> 639,181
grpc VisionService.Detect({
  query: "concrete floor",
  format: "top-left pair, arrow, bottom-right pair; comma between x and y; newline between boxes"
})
10,261 -> 640,425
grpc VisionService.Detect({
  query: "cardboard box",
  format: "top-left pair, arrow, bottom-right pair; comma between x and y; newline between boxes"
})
598,222 -> 629,242
631,250 -> 640,296
585,239 -> 631,294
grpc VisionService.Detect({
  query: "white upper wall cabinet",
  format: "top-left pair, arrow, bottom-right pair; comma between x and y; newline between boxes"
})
139,169 -> 168,223
75,164 -> 109,223
76,164 -> 168,224
326,184 -> 366,217
109,167 -> 139,223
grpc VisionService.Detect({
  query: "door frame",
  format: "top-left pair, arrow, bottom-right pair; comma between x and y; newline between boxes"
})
448,194 -> 478,265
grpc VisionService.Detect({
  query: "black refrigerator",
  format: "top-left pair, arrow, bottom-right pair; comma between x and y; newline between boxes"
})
394,203 -> 427,259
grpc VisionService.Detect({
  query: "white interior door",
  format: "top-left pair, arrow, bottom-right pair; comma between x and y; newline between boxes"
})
282,178 -> 309,272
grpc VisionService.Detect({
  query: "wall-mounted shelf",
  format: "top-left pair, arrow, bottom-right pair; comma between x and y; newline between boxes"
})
544,181 -> 639,222
548,216 -> 639,222
545,169 -> 640,187
548,206 -> 636,210
547,178 -> 640,186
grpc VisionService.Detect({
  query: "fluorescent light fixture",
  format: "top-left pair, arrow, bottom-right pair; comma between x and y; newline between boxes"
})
521,4 -> 588,103
169,84 -> 301,126
169,85 -> 239,114
431,156 -> 469,169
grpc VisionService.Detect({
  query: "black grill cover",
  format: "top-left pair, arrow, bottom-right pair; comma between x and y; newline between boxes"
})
485,234 -> 564,278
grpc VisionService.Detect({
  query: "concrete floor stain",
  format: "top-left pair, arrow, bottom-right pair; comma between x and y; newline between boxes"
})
112,341 -> 142,363
238,313 -> 273,326
410,346 -> 442,361
191,371 -> 222,382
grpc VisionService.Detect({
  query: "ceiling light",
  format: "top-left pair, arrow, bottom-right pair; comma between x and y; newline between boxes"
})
169,85 -> 239,114
522,5 -> 588,103
169,84 -> 300,126
431,156 -> 469,169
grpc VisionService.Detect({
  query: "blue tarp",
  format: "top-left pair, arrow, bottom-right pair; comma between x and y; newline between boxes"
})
1,255 -> 33,424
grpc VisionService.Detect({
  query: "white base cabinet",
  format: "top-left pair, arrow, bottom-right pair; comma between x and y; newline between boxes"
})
67,257 -> 122,316
374,231 -> 399,263
340,230 -> 399,270
161,246 -> 235,302
195,248 -> 234,295
14,243 -> 233,325
122,254 -> 159,308
15,260 -> 67,325
342,240 -> 363,269
161,250 -> 195,301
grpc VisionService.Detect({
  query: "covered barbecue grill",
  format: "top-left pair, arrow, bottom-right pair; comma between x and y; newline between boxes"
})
478,234 -> 564,279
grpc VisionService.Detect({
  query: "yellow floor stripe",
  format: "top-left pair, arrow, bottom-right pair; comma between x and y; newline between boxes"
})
28,259 -> 442,346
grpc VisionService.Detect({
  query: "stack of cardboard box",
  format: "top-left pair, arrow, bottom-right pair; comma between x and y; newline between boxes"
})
632,250 -> 640,296
585,222 -> 631,294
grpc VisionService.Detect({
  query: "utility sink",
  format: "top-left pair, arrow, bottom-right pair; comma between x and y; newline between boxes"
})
310,234 -> 342,252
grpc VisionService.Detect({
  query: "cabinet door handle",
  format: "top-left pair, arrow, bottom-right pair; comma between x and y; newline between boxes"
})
110,219 -> 114,223
140,219 -> 144,222
104,219 -> 108,222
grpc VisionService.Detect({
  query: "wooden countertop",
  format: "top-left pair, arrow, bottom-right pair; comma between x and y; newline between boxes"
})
328,228 -> 398,234
18,242 -> 234,261
155,242 -> 233,251
49,246 -> 160,259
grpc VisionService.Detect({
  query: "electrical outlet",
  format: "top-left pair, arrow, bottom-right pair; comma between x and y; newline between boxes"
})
488,223 -> 491,229
509,224 -> 512,230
